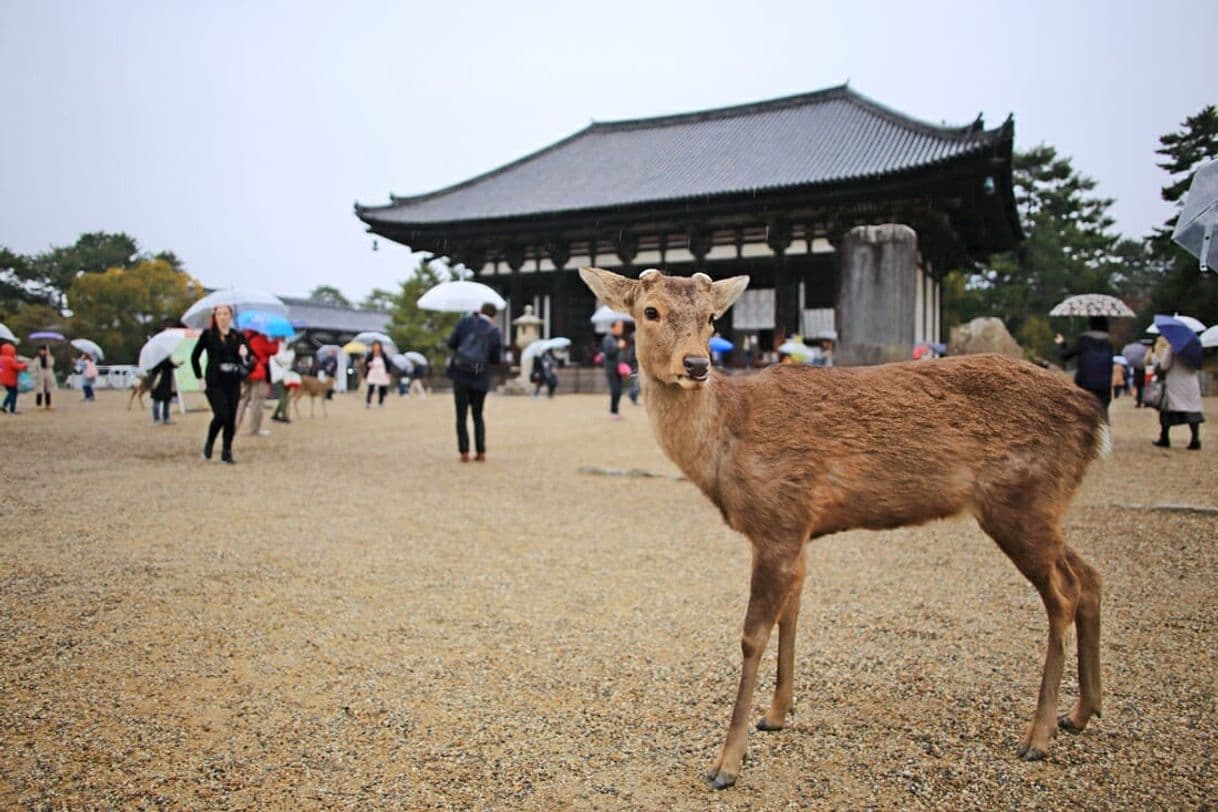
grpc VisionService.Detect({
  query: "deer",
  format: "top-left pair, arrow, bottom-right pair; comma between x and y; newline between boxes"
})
579,267 -> 1107,790
290,374 -> 335,418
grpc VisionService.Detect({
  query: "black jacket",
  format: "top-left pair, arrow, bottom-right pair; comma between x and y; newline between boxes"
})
149,358 -> 179,400
191,327 -> 249,386
446,313 -> 502,392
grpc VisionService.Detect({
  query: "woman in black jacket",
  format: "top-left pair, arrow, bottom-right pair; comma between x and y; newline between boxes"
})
190,304 -> 250,463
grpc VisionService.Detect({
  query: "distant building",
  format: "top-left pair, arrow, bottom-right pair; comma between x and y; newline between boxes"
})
355,85 -> 1021,365
280,296 -> 390,355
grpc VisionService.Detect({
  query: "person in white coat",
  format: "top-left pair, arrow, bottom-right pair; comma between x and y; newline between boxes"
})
1153,344 -> 1204,450
269,344 -> 296,424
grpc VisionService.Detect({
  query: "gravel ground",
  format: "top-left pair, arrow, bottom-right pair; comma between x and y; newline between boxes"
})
1,386 -> 1215,809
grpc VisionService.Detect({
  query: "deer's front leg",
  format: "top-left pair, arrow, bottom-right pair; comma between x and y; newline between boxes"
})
757,550 -> 806,732
707,546 -> 802,790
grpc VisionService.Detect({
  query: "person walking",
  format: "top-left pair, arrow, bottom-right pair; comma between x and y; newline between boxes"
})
1122,340 -> 1149,407
364,340 -> 392,408
269,343 -> 295,424
601,320 -> 629,419
408,360 -> 429,398
77,354 -> 98,402
148,356 -> 179,425
236,330 -> 276,437
1055,316 -> 1114,419
1152,342 -> 1205,450
0,343 -> 28,414
32,345 -> 55,410
446,302 -> 502,462
531,348 -> 559,399
190,304 -> 250,463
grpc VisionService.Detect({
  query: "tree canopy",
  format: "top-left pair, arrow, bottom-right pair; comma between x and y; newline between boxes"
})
308,285 -> 351,307
384,259 -> 460,367
68,259 -> 204,362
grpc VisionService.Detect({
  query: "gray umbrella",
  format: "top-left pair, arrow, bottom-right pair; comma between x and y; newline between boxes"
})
1172,158 -> 1218,272
1048,294 -> 1135,318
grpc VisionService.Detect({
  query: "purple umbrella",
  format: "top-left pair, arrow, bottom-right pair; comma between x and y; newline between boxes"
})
29,331 -> 65,341
1153,315 -> 1204,369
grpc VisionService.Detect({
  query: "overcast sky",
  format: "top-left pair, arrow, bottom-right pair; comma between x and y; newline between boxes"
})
1,0 -> 1211,303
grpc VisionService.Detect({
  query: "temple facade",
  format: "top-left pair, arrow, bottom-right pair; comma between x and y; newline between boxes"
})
355,85 -> 1021,364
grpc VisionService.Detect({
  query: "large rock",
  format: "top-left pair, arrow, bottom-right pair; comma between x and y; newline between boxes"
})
948,317 -> 1023,358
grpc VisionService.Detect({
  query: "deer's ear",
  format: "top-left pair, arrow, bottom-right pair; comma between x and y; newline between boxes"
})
711,275 -> 749,318
579,267 -> 639,312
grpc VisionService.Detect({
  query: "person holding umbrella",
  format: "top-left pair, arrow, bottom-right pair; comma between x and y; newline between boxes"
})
1054,317 -> 1114,419
31,344 -> 55,410
445,301 -> 502,461
190,304 -> 251,463
1151,316 -> 1205,450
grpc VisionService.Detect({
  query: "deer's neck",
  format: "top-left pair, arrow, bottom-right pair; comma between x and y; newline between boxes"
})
643,373 -> 726,498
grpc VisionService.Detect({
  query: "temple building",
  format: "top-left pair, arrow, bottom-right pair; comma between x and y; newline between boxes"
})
355,85 -> 1021,365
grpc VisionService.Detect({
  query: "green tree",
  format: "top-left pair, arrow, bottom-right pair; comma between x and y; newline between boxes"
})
361,288 -> 395,312
309,285 -> 351,307
384,259 -> 460,366
1144,105 -> 1218,325
68,259 -> 203,362
944,146 -> 1127,360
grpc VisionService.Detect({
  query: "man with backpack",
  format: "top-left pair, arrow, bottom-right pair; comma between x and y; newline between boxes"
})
1055,316 -> 1115,420
446,301 -> 503,462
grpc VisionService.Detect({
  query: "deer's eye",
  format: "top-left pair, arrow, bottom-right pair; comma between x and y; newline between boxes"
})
644,307 -> 659,321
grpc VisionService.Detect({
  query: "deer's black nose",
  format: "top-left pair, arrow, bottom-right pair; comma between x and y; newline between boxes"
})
683,355 -> 710,380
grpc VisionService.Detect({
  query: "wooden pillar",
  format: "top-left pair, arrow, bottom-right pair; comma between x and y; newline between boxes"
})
547,239 -> 571,339
767,218 -> 796,338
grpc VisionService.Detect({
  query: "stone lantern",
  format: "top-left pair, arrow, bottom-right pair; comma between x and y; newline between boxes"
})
512,305 -> 544,353
502,304 -> 545,395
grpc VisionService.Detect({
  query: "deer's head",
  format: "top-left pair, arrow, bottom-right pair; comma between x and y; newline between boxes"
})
579,267 -> 748,389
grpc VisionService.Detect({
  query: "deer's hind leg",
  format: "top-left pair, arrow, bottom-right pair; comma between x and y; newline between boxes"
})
1058,545 -> 1102,734
977,505 -> 1090,760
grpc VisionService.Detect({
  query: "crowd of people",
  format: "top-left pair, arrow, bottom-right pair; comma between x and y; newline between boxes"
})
0,306 -> 1208,458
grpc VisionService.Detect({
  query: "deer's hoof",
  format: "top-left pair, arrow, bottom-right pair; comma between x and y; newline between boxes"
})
708,770 -> 737,790
756,717 -> 784,732
1019,746 -> 1046,762
1057,714 -> 1084,735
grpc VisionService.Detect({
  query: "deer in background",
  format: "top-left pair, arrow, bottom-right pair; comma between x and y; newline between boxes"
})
579,267 -> 1107,790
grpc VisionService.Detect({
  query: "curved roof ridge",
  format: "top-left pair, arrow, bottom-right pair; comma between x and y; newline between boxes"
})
588,84 -> 852,131
356,125 -> 598,212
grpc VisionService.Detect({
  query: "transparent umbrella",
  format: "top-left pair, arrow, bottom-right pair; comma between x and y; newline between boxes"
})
0,322 -> 19,344
182,288 -> 288,329
352,332 -> 397,355
417,281 -> 506,313
139,329 -> 190,372
1172,158 -> 1218,272
70,338 -> 104,360
404,351 -> 428,366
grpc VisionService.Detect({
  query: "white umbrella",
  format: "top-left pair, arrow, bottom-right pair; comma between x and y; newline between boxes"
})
1049,294 -> 1136,318
352,331 -> 398,355
417,281 -> 506,313
70,338 -> 104,360
0,322 -> 19,344
1200,325 -> 1218,349
1146,313 -> 1206,334
591,305 -> 633,333
777,339 -> 812,357
181,288 -> 288,328
404,351 -> 428,366
520,336 -> 572,366
390,353 -> 413,372
139,329 -> 191,372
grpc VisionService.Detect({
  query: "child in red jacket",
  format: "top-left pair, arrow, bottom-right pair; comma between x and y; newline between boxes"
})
0,343 -> 29,413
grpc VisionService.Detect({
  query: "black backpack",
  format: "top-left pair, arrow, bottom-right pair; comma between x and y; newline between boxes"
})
453,317 -> 492,375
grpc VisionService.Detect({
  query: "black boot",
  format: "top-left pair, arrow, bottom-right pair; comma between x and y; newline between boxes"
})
202,442 -> 213,460
1153,429 -> 1170,448
221,448 -> 235,464
1187,426 -> 1201,451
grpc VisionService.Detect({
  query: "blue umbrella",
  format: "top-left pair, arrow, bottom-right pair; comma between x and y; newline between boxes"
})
236,310 -> 296,338
708,336 -> 734,353
29,330 -> 65,341
1153,314 -> 1204,369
